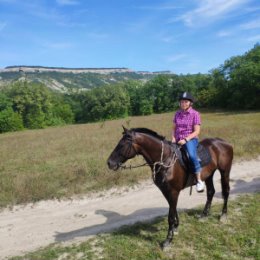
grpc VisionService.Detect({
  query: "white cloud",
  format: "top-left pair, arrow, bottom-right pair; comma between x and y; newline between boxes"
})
87,32 -> 109,40
240,18 -> 260,30
166,54 -> 187,62
0,0 -> 17,3
215,17 -> 260,39
22,2 -> 84,28
43,41 -> 73,50
137,3 -> 182,11
56,0 -> 79,5
217,30 -> 232,37
245,6 -> 260,12
57,21 -> 86,28
247,34 -> 260,42
0,22 -> 7,31
161,36 -> 175,43
126,17 -> 154,34
176,0 -> 249,27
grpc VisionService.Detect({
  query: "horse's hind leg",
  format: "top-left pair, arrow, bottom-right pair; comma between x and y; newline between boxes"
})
219,165 -> 231,220
201,171 -> 216,217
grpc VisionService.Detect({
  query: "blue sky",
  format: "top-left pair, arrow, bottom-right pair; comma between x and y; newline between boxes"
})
0,0 -> 259,74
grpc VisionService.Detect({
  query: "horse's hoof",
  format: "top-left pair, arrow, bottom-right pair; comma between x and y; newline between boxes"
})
199,217 -> 208,222
199,213 -> 209,221
161,239 -> 172,250
219,213 -> 228,223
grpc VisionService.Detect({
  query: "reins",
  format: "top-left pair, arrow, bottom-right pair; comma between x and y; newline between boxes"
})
119,140 -> 179,182
119,162 -> 150,170
152,141 -> 178,181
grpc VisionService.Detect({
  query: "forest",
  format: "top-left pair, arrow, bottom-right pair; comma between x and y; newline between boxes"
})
0,44 -> 259,133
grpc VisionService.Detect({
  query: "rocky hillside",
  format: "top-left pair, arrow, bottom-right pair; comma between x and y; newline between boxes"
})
0,66 -> 165,91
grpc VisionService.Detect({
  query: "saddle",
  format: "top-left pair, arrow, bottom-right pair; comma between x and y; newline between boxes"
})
171,142 -> 212,188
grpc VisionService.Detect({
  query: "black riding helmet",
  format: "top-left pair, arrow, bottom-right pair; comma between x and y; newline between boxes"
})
179,92 -> 194,103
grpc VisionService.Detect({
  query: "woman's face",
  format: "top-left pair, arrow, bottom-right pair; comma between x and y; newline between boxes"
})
180,99 -> 191,111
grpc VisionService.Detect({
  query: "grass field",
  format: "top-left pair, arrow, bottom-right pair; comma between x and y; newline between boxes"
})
9,193 -> 260,260
0,110 -> 260,208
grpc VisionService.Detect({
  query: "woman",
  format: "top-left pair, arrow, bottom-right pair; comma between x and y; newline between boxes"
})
172,92 -> 205,192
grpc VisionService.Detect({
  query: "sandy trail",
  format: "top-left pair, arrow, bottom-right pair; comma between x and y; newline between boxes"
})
0,158 -> 259,259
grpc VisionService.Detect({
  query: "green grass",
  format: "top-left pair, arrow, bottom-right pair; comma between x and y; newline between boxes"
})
0,110 -> 260,208
9,193 -> 260,260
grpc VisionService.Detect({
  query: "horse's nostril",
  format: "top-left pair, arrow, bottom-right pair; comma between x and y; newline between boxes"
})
107,159 -> 114,169
107,159 -> 119,170
107,160 -> 111,167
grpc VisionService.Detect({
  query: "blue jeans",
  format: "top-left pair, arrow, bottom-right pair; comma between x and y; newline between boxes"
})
184,138 -> 201,174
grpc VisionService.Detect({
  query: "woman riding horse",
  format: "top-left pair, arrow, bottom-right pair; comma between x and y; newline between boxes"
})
172,92 -> 204,192
107,126 -> 233,249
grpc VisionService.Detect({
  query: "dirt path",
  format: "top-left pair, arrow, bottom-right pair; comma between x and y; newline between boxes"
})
0,158 -> 260,259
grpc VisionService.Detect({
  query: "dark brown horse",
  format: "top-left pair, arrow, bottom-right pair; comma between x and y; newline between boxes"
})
107,127 -> 233,249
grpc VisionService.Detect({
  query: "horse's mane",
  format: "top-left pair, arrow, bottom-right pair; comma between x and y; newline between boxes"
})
131,128 -> 165,141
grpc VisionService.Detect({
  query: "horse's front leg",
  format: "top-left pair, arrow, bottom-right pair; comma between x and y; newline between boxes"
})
162,207 -> 179,249
162,190 -> 180,249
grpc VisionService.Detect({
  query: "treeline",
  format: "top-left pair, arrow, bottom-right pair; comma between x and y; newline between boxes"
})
0,82 -> 74,133
0,44 -> 259,133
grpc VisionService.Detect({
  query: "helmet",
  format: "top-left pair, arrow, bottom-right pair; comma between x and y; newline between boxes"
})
179,92 -> 194,103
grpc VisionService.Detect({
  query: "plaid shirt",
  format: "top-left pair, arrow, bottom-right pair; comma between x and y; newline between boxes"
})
173,107 -> 201,142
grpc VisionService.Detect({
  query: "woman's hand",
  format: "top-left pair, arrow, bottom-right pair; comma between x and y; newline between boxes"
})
178,139 -> 187,146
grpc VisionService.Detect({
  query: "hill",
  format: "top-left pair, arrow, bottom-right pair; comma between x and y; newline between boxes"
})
0,66 -> 169,91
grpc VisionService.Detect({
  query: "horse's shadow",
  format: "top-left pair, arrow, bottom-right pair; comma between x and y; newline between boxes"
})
215,177 -> 260,198
55,177 -> 260,243
55,207 -> 168,242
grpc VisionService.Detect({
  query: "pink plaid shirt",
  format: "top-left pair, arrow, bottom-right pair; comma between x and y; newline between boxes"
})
173,107 -> 201,142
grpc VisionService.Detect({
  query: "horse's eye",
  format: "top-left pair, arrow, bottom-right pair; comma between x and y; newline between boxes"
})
124,135 -> 132,141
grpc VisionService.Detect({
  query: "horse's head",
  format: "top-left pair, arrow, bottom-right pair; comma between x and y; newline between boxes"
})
107,126 -> 139,170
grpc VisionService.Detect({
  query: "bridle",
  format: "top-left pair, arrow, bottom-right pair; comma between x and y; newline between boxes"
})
115,135 -> 137,161
118,134 -> 179,181
116,134 -> 149,169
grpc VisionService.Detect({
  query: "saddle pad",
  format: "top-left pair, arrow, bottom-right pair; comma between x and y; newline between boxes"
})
173,143 -> 212,171
172,143 -> 211,188
197,143 -> 212,168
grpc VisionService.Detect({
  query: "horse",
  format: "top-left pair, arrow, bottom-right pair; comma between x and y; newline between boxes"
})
107,127 -> 233,249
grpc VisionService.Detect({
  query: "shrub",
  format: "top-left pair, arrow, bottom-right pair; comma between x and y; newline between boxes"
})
0,108 -> 24,133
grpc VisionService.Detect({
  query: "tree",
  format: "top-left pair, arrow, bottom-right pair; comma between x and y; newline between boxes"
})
0,93 -> 12,111
5,81 -> 75,129
0,92 -> 24,133
211,44 -> 260,109
122,80 -> 144,115
0,108 -> 24,133
81,84 -> 130,122
145,75 -> 174,113
7,82 -> 52,128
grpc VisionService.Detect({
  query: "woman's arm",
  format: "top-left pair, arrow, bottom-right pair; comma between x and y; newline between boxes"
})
185,124 -> 200,141
178,124 -> 200,145
172,123 -> 176,143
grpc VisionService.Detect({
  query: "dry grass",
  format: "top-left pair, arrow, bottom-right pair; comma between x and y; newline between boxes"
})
0,110 -> 259,207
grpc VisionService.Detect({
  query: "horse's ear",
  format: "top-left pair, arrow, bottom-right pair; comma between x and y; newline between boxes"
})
122,125 -> 128,134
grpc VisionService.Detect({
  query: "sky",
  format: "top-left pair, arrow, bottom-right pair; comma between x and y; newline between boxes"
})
0,0 -> 260,74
